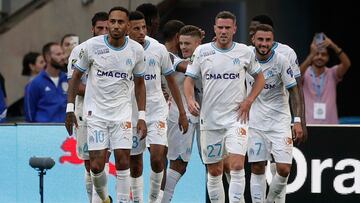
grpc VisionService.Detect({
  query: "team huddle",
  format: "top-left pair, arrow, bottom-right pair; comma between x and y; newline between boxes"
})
65,6 -> 305,203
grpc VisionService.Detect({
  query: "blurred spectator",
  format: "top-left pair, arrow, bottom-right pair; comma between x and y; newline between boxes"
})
0,79 -> 6,123
91,11 -> 108,36
24,42 -> 67,122
300,33 -> 351,124
61,33 -> 79,72
136,3 -> 160,38
6,52 -> 45,120
22,52 -> 45,81
0,72 -> 6,103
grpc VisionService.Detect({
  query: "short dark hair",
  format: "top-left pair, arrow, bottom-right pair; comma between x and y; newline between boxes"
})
252,14 -> 274,28
179,25 -> 202,38
92,11 -> 108,27
129,11 -> 145,21
254,24 -> 274,33
136,3 -> 158,26
22,52 -> 41,76
162,20 -> 185,42
215,11 -> 236,23
108,6 -> 129,17
42,42 -> 58,59
60,34 -> 77,46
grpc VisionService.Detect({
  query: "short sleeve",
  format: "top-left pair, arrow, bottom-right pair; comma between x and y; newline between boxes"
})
288,49 -> 301,78
67,45 -> 80,79
74,41 -> 89,73
133,46 -> 145,77
280,57 -> 297,89
160,46 -> 175,76
185,47 -> 201,79
246,51 -> 261,77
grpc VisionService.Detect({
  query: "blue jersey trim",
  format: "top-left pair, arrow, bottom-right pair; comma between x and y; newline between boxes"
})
185,72 -> 199,79
272,41 -> 279,51
286,82 -> 297,89
257,51 -> 275,64
163,68 -> 175,76
134,71 -> 145,77
104,35 -> 128,51
173,59 -> 184,71
144,40 -> 150,50
74,64 -> 87,73
211,42 -> 235,53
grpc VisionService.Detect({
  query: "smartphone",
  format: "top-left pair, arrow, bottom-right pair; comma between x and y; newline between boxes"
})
314,32 -> 325,45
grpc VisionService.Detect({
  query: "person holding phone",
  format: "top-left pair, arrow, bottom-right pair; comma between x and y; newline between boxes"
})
300,33 -> 351,124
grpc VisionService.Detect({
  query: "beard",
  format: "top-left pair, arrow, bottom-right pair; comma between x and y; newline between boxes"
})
255,46 -> 270,56
110,30 -> 125,40
51,59 -> 66,71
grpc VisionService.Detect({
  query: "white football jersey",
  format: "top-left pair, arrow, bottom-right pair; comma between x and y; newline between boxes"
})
186,42 -> 261,130
131,36 -> 174,124
168,53 -> 199,124
246,51 -> 297,131
75,35 -> 145,121
272,42 -> 301,78
67,43 -> 87,118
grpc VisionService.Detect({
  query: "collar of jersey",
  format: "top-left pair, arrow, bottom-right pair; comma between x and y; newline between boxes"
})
271,41 -> 279,50
211,42 -> 235,53
144,39 -> 150,50
257,50 -> 275,64
103,35 -> 128,51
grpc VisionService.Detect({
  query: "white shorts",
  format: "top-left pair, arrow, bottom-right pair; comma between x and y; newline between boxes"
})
146,120 -> 168,147
200,123 -> 249,164
130,127 -> 146,156
167,120 -> 196,162
247,128 -> 293,164
74,116 -> 89,160
87,119 -> 132,151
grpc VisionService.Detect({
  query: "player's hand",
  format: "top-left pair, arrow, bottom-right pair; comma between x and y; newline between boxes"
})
236,99 -> 253,123
292,122 -> 304,144
65,112 -> 78,136
187,99 -> 200,116
178,112 -> 189,134
137,119 -> 147,140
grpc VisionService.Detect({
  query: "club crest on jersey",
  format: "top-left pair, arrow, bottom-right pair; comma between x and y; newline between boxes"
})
126,58 -> 133,66
287,67 -> 294,78
233,58 -> 240,65
265,70 -> 274,79
148,58 -> 156,67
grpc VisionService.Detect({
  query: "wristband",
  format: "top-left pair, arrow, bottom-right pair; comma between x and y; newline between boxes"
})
138,110 -> 146,121
66,103 -> 75,113
294,117 -> 301,123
